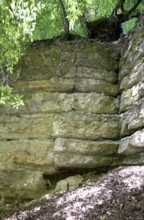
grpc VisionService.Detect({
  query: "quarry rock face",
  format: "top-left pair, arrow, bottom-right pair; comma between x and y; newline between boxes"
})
0,17 -> 144,203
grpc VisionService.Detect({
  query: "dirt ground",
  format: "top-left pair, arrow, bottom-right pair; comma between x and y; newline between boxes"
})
2,166 -> 144,220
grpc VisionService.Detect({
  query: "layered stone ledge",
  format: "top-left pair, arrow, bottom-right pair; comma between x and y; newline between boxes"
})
1,18 -> 144,203
117,17 -> 144,166
0,40 -> 120,202
1,92 -> 119,114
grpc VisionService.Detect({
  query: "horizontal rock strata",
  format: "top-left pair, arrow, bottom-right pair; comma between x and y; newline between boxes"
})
0,17 -> 144,203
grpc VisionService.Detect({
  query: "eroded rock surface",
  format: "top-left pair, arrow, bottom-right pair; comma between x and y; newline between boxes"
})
0,16 -> 144,203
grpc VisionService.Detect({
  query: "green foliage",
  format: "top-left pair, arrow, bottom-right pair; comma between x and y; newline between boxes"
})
85,0 -> 117,19
33,0 -> 87,40
66,0 -> 86,29
33,0 -> 144,40
99,215 -> 105,220
33,0 -> 117,39
0,85 -> 24,109
0,0 -> 44,108
33,0 -> 61,39
120,0 -> 144,33
122,18 -> 137,34
0,0 -> 42,74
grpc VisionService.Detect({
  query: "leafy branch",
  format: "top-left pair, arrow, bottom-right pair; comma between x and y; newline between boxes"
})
0,0 -> 44,108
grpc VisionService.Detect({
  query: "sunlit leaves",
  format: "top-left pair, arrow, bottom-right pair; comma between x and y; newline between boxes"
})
0,85 -> 24,109
66,0 -> 86,29
0,0 -> 41,73
33,0 -> 62,39
33,0 -> 144,40
85,0 -> 118,19
0,0 -> 44,107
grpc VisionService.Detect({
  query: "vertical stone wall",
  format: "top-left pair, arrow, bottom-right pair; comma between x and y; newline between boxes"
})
0,17 -> 144,202
0,41 -> 120,202
118,17 -> 144,163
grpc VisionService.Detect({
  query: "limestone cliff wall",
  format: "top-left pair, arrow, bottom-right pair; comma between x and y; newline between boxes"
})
0,17 -> 144,203
0,41 -> 120,202
117,17 -> 144,164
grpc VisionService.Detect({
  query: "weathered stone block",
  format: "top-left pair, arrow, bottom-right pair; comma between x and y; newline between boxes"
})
0,171 -> 47,201
130,129 -> 144,147
73,93 -> 119,113
0,139 -> 55,173
23,92 -> 74,113
11,78 -> 118,96
0,139 -> 54,153
120,99 -> 144,136
53,113 -> 120,140
119,20 -> 144,82
118,129 -> 144,155
54,179 -> 68,193
120,61 -> 144,91
14,151 -> 54,166
54,153 -> 116,168
66,175 -> 84,190
75,52 -> 118,71
14,41 -> 119,81
75,79 -> 118,96
120,82 -> 144,112
69,66 -> 118,83
0,114 -> 54,139
55,174 -> 84,193
1,92 -> 119,114
120,152 -> 144,165
54,138 -> 119,155
11,78 -> 75,93
68,41 -> 120,60
119,56 -> 144,83
0,161 -> 57,173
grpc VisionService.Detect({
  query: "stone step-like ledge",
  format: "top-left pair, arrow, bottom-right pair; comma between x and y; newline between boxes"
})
118,129 -> 144,155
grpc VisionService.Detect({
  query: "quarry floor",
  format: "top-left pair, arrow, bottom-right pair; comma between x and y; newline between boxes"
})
1,165 -> 144,220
